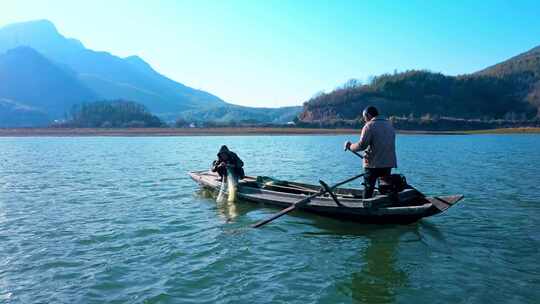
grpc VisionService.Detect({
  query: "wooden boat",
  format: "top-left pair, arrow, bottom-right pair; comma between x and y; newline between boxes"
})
189,170 -> 464,224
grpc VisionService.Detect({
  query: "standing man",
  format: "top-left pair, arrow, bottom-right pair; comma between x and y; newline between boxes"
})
344,106 -> 397,199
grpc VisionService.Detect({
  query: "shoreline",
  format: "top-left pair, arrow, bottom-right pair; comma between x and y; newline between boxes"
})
0,127 -> 359,137
0,127 -> 538,137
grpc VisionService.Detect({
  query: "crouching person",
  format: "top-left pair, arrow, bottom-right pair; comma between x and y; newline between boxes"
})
211,145 -> 245,181
212,145 -> 245,203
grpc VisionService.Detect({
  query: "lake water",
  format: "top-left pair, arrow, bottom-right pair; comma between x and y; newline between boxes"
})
0,134 -> 539,303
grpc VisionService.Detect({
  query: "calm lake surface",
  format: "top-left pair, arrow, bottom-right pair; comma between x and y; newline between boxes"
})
0,134 -> 539,304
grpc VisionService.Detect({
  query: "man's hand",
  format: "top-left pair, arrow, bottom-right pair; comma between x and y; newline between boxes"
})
211,160 -> 223,172
344,140 -> 352,151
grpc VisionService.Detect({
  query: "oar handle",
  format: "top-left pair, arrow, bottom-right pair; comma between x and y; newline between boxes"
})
332,173 -> 365,189
349,150 -> 364,159
344,143 -> 364,159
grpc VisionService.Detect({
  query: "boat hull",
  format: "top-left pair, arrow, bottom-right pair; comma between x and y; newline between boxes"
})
189,171 -> 463,224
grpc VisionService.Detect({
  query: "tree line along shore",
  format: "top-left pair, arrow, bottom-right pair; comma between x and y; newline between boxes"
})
6,99 -> 537,135
0,127 -> 539,137
39,99 -> 540,131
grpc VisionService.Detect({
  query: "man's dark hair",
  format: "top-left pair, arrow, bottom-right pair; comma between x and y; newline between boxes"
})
363,106 -> 379,117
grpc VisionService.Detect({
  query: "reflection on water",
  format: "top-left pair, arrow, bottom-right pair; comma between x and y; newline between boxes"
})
197,188 -> 257,223
201,184 -> 414,303
350,228 -> 409,304
200,182 -> 444,303
304,217 -> 443,304
217,200 -> 239,222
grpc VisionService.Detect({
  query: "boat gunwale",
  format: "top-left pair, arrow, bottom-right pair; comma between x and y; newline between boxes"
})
188,170 -> 459,212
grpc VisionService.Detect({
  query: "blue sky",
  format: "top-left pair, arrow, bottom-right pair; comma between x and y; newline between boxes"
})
1,0 -> 539,107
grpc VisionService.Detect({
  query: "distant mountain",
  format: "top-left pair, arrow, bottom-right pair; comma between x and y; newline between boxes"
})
1,20 -> 227,112
299,45 -> 540,123
0,20 -> 298,127
0,98 -> 49,127
0,46 -> 97,119
0,19 -> 85,59
0,20 -> 225,121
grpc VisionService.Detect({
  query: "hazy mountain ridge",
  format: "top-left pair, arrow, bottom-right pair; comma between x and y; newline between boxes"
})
0,19 -> 226,124
0,20 -> 299,126
0,46 -> 97,123
0,98 -> 49,127
0,20 -> 85,58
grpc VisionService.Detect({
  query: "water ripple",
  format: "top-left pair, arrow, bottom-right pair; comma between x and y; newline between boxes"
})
0,135 -> 539,303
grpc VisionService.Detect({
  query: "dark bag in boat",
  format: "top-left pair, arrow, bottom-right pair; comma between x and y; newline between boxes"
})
378,174 -> 408,195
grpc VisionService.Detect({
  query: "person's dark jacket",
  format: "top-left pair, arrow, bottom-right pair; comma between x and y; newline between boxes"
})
211,145 -> 245,179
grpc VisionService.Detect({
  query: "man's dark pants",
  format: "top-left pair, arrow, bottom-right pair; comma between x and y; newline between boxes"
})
363,167 -> 392,199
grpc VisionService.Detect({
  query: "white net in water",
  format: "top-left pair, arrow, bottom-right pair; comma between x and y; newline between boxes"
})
226,167 -> 238,202
216,178 -> 227,203
216,167 -> 238,203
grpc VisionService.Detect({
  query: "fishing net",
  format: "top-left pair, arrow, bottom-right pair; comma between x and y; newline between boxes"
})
216,166 -> 238,203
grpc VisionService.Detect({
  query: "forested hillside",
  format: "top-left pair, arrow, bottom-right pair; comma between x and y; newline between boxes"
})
58,100 -> 165,128
300,46 -> 540,125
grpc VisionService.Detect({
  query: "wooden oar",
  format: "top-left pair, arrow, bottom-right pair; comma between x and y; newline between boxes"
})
347,149 -> 364,159
251,173 -> 365,228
